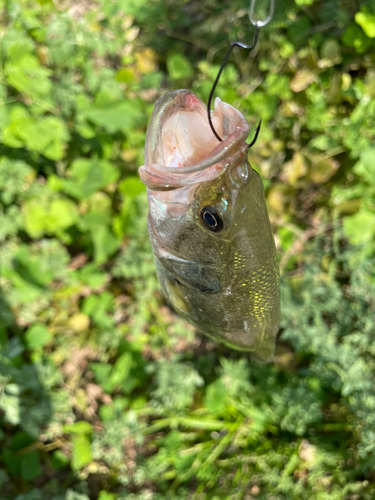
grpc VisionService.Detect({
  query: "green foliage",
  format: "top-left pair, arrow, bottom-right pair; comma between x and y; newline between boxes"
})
167,53 -> 194,80
0,0 -> 375,498
24,324 -> 51,350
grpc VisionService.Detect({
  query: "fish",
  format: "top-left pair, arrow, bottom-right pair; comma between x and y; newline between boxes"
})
139,89 -> 280,360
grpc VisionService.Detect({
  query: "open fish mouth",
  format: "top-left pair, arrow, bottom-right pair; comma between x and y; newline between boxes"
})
139,90 -> 250,191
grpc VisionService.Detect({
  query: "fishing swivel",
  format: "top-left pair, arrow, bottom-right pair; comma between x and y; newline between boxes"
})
207,0 -> 275,149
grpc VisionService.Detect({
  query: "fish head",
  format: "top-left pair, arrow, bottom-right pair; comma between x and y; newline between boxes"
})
139,90 -> 279,359
139,89 -> 257,242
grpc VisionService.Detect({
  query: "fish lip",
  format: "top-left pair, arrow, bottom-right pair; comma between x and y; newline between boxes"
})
143,89 -> 249,176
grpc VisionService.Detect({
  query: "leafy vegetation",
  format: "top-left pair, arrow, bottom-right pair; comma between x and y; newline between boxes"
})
0,0 -> 375,498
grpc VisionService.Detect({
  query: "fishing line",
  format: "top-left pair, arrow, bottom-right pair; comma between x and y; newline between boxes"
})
207,0 -> 275,148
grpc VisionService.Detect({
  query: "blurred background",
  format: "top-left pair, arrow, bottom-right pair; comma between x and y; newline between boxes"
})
0,0 -> 375,498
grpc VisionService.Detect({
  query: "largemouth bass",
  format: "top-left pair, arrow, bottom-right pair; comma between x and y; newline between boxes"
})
139,89 -> 280,360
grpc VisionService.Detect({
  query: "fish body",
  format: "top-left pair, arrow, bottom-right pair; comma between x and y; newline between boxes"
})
139,90 -> 280,360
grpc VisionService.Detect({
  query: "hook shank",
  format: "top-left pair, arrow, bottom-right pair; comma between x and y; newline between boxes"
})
207,0 -> 274,149
207,28 -> 260,144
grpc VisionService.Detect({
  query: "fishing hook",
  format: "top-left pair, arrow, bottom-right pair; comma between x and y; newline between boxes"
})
207,0 -> 275,148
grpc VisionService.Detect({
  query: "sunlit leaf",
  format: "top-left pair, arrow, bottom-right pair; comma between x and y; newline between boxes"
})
71,435 -> 92,471
87,100 -> 144,133
63,159 -> 119,199
355,11 -> 375,38
343,209 -> 375,245
64,421 -> 93,436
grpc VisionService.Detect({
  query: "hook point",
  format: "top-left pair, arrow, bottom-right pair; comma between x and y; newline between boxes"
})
247,118 -> 262,149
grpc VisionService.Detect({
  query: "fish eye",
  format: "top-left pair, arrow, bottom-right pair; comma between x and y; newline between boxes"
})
200,206 -> 225,232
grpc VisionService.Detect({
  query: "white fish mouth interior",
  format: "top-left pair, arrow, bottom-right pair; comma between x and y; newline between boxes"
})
161,109 -> 222,168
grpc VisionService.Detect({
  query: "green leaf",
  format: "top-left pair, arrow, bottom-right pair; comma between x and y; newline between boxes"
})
116,67 -> 138,83
279,227 -> 296,252
22,200 -> 46,238
71,435 -> 92,471
24,323 -> 52,349
82,212 -> 120,264
245,91 -> 277,121
355,11 -> 375,38
167,54 -> 194,80
98,491 -> 117,500
93,225 -> 120,264
87,100 -> 143,133
5,38 -> 34,62
25,117 -> 69,160
23,197 -> 78,238
64,421 -> 93,436
21,451 -> 42,481
1,106 -> 30,148
77,264 -> 107,288
90,362 -> 112,387
0,389 -> 21,426
295,0 -> 317,5
2,449 -> 22,476
308,135 -> 338,151
51,450 -> 70,469
119,176 -> 145,198
204,379 -> 226,413
6,55 -> 52,99
353,148 -> 375,184
63,158 -> 119,199
343,209 -> 375,245
107,352 -> 133,391
48,197 -> 78,232
341,24 -> 373,53
2,107 -> 69,160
